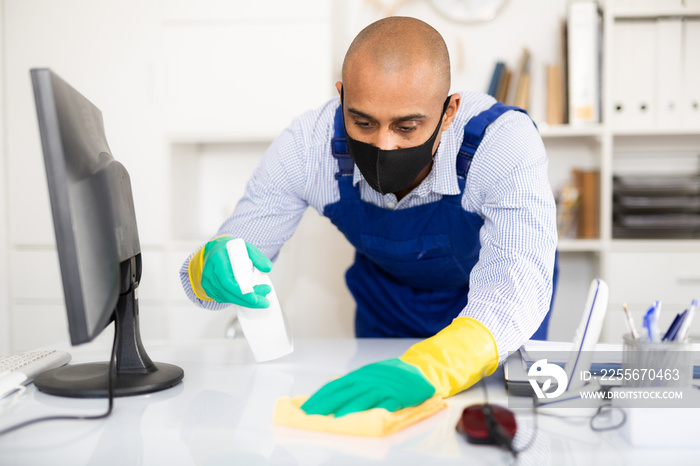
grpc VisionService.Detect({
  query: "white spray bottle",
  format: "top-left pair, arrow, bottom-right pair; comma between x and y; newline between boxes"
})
226,238 -> 293,362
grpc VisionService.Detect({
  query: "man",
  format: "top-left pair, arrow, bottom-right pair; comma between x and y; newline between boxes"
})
182,17 -> 557,417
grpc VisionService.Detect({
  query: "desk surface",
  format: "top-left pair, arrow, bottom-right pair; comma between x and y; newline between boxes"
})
0,338 -> 699,466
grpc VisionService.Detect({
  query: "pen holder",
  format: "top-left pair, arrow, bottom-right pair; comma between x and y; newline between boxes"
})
622,334 -> 693,388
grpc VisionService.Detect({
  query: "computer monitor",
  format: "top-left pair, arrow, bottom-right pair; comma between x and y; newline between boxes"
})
30,68 -> 183,398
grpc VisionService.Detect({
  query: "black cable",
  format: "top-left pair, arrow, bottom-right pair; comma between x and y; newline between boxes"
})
477,373 -> 539,458
589,404 -> 627,432
534,396 -> 627,432
0,328 -> 118,436
482,403 -> 518,456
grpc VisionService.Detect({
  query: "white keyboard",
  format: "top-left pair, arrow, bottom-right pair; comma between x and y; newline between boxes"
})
0,350 -> 71,399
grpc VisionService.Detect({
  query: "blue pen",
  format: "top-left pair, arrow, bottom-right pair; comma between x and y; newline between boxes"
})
643,306 -> 654,341
643,301 -> 662,342
663,310 -> 686,341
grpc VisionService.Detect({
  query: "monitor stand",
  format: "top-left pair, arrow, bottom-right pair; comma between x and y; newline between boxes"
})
34,257 -> 184,398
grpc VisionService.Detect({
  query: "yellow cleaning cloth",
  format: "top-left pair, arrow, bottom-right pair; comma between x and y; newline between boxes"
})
273,395 -> 447,437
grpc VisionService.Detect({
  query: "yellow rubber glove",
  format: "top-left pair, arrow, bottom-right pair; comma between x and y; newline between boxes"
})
400,316 -> 499,398
300,317 -> 499,417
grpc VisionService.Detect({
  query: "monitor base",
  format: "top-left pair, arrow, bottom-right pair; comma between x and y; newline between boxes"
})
34,361 -> 184,398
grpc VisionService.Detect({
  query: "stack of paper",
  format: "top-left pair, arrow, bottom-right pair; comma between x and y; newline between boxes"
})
613,175 -> 700,238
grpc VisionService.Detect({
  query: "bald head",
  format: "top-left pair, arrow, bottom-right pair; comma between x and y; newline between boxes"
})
342,17 -> 451,98
336,16 -> 460,196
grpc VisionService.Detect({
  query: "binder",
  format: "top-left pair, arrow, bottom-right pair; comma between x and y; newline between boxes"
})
546,64 -> 565,125
683,20 -> 700,127
567,1 -> 601,125
496,67 -> 511,103
561,19 -> 570,124
512,49 -> 531,111
610,19 -> 657,130
573,168 -> 599,239
656,19 -> 683,128
487,62 -> 505,98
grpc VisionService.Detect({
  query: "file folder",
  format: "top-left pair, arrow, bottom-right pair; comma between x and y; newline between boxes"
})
610,20 -> 657,130
683,20 -> 700,127
567,1 -> 601,125
657,19 -> 683,128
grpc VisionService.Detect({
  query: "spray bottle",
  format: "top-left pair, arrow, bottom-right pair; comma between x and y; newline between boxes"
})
226,238 -> 293,362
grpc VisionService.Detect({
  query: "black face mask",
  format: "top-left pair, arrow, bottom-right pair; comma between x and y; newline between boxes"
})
343,95 -> 451,195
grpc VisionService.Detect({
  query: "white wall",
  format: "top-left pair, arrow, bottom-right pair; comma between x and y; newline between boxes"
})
1,0 -> 339,352
0,1 -> 10,354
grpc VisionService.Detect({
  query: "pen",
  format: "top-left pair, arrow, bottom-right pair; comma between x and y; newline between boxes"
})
643,306 -> 653,341
663,310 -> 685,341
676,299 -> 697,342
651,301 -> 662,342
643,301 -> 662,342
622,303 -> 639,339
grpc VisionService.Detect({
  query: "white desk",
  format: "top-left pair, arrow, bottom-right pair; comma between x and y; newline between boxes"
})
0,338 -> 699,465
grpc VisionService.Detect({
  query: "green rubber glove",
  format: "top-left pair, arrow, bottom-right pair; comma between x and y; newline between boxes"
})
188,235 -> 273,307
300,358 -> 436,417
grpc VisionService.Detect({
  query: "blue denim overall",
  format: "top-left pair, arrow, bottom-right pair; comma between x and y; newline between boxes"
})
323,102 -> 556,339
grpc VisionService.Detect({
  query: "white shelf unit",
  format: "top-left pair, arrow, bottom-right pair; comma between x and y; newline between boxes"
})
544,0 -> 700,342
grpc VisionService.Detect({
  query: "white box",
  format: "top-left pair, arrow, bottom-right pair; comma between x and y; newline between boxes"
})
613,400 -> 700,447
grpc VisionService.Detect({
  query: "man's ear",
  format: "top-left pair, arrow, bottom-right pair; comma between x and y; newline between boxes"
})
442,94 -> 461,132
335,81 -> 343,97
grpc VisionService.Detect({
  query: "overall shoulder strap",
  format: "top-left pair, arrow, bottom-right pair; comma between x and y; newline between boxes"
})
331,104 -> 354,178
456,102 -> 533,178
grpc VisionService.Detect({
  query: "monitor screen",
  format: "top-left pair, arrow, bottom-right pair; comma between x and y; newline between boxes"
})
30,68 -> 183,398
